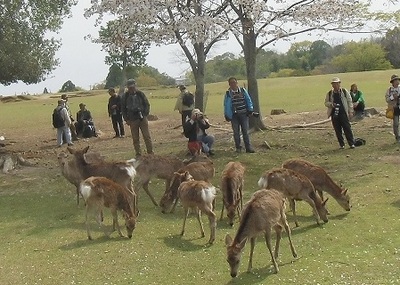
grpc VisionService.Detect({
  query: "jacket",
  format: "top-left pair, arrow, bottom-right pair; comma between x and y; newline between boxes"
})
108,94 -> 122,117
223,87 -> 254,120
174,90 -> 194,112
56,105 -> 72,127
324,88 -> 353,118
385,86 -> 400,108
183,118 -> 210,142
121,90 -> 150,121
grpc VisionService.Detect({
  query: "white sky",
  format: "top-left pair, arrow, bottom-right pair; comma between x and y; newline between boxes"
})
0,1 -> 396,96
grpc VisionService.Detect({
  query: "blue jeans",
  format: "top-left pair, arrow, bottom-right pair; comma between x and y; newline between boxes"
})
57,126 -> 72,146
231,113 -> 252,150
197,134 -> 215,153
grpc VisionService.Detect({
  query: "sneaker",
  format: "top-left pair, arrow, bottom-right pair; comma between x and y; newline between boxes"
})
339,146 -> 345,149
246,149 -> 255,153
235,148 -> 242,153
350,145 -> 355,149
68,142 -> 74,146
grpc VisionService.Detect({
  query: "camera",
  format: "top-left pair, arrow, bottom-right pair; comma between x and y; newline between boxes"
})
252,112 -> 260,118
138,111 -> 144,120
333,103 -> 340,117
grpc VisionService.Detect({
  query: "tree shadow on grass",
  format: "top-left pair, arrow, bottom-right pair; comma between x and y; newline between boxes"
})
162,234 -> 211,251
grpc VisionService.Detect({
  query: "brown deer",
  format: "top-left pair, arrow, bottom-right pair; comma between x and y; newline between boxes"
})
134,154 -> 211,206
282,158 -> 351,211
225,189 -> 297,277
169,171 -> 217,244
80,176 -> 137,240
220,161 -> 245,226
258,168 -> 329,227
159,160 -> 215,213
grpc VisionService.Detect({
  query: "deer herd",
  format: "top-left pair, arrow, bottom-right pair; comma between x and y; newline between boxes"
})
58,146 -> 351,277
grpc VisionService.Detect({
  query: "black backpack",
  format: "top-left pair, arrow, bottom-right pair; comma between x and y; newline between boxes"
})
52,108 -> 65,128
182,92 -> 194,107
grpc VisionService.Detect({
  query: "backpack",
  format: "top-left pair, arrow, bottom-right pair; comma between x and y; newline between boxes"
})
182,92 -> 194,107
52,108 -> 64,128
82,125 -> 96,138
354,137 -> 366,147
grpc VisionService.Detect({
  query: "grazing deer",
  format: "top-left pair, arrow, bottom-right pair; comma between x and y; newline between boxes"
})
169,171 -> 217,244
225,189 -> 297,277
134,154 -> 211,206
258,168 -> 329,227
80,176 -> 137,240
282,158 -> 351,211
160,160 -> 215,213
220,161 -> 245,226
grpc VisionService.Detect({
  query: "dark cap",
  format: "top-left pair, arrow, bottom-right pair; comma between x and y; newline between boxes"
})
61,94 -> 68,99
79,103 -> 86,107
178,85 -> 186,91
126,79 -> 136,87
390,74 -> 400,83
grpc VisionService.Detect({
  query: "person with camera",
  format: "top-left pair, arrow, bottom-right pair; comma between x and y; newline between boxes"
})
385,74 -> 400,143
224,77 -> 256,153
174,85 -> 194,130
325,77 -> 355,149
183,109 -> 215,156
121,79 -> 154,157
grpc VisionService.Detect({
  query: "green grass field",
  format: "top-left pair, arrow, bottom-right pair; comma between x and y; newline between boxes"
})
0,70 -> 399,284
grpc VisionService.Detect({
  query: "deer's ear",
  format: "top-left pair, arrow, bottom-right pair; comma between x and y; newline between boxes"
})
342,189 -> 348,196
225,234 -> 233,246
322,198 -> 329,206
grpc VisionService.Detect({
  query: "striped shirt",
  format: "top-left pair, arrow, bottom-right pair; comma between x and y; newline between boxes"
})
231,88 -> 247,114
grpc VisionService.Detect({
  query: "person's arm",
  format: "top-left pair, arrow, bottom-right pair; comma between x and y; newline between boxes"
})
324,91 -> 334,108
241,88 -> 254,112
357,90 -> 365,103
121,93 -> 128,120
62,109 -> 72,126
140,91 -> 150,116
174,95 -> 182,112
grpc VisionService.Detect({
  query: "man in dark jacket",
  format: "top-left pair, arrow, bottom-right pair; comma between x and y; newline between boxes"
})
121,79 -> 153,157
108,88 -> 125,138
75,103 -> 97,138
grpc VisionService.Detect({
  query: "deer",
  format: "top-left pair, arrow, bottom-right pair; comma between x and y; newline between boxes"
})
80,176 -> 137,240
133,154 -> 212,206
159,160 -> 215,214
282,158 -> 351,211
225,189 -> 297,277
258,168 -> 329,227
220,161 -> 245,226
167,171 -> 217,244
57,150 -> 106,205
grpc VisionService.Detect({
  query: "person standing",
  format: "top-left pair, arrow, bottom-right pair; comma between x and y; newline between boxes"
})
324,77 -> 355,149
223,77 -> 255,153
385,74 -> 400,143
174,85 -> 194,128
55,100 -> 73,147
61,94 -> 78,141
121,79 -> 154,157
108,87 -> 125,138
349,83 -> 365,117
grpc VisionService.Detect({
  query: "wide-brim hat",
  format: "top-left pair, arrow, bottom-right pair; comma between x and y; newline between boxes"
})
178,84 -> 186,91
192,108 -> 202,116
390,74 -> 400,83
331,77 -> 341,83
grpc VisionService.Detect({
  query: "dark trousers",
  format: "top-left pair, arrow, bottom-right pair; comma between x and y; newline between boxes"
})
331,113 -> 355,147
111,114 -> 125,137
231,113 -> 252,150
181,110 -> 192,126
354,102 -> 365,114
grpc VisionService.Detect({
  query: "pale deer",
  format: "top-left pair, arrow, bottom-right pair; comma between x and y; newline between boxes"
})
160,160 -> 215,213
282,158 -> 351,211
220,161 -> 245,226
225,189 -> 297,277
80,176 -> 137,240
258,168 -> 329,227
170,171 -> 217,244
133,154 -> 211,206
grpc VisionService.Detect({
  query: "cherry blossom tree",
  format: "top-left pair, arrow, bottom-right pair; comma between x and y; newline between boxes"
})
85,0 -> 231,111
225,0 -> 400,129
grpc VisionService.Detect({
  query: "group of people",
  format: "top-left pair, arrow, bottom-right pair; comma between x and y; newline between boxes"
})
57,72 -> 400,155
175,77 -> 257,156
53,94 -> 97,147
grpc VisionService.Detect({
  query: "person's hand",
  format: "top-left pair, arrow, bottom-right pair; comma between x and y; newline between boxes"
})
348,112 -> 353,119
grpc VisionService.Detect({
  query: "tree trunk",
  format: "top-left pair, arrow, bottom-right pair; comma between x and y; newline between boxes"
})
193,42 -> 206,112
242,19 -> 266,130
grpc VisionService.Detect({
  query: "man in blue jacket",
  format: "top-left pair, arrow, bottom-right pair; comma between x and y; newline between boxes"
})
224,77 -> 255,153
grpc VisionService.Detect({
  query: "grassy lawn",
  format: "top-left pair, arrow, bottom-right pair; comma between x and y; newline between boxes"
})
0,70 -> 399,284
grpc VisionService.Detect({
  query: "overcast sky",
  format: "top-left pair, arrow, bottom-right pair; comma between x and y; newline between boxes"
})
0,1 -> 395,96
